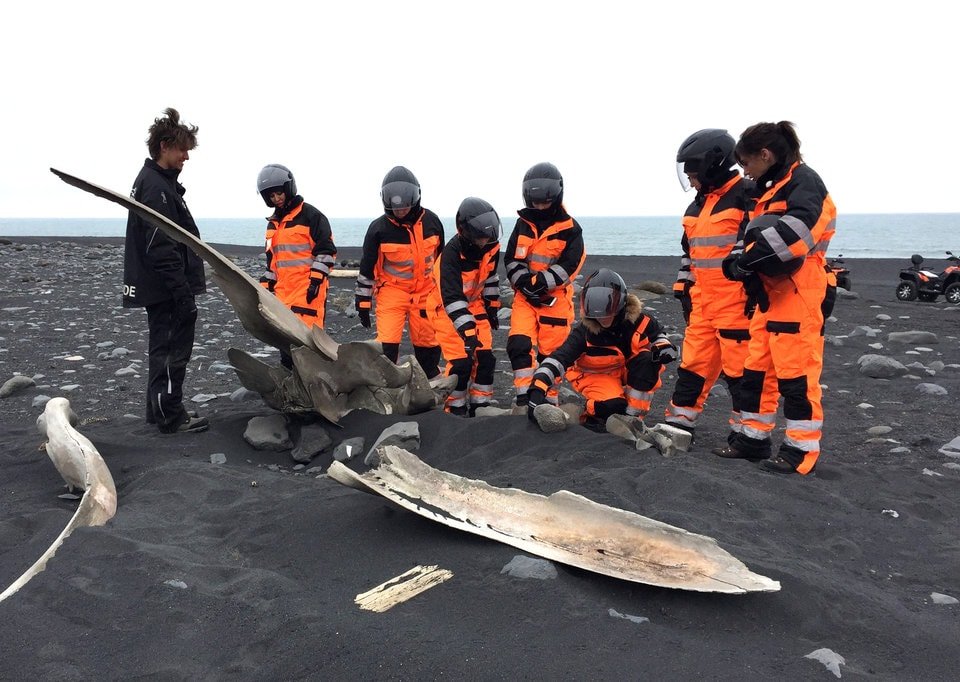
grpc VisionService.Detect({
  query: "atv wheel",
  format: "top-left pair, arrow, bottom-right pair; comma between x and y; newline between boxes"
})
896,280 -> 918,301
918,292 -> 938,302
945,282 -> 960,305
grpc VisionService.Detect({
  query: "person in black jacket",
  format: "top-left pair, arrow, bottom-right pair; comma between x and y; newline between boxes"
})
123,107 -> 207,434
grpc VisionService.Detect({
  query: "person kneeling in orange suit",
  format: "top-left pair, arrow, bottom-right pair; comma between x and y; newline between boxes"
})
527,269 -> 677,430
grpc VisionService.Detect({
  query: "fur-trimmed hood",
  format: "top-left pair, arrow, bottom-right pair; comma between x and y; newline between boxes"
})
582,293 -> 643,334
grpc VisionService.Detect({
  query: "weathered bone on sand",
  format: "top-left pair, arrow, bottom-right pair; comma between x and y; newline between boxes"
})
0,398 -> 117,602
329,447 -> 780,593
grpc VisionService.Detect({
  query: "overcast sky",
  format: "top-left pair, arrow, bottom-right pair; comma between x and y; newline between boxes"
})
2,1 -> 954,220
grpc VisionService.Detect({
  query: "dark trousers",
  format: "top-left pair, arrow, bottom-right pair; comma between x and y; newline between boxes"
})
145,300 -> 197,432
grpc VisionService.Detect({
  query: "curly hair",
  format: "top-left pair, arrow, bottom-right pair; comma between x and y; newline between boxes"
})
146,108 -> 199,160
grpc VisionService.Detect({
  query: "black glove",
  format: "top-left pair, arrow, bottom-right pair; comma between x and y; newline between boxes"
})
173,294 -> 197,321
673,284 -> 692,324
526,387 -> 546,422
650,337 -> 678,364
721,253 -> 753,282
305,276 -> 324,304
742,273 -> 770,318
485,305 -> 500,330
520,273 -> 549,299
355,296 -> 372,328
461,329 -> 480,358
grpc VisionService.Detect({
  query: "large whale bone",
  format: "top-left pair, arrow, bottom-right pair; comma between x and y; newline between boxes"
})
329,447 -> 780,594
1,398 -> 117,602
50,168 -> 338,361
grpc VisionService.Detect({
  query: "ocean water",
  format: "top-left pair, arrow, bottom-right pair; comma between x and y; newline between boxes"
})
1,213 -> 957,259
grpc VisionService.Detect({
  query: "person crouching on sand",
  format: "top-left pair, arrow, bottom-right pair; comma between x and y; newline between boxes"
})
426,198 -> 502,416
526,269 -> 677,430
256,164 -> 337,368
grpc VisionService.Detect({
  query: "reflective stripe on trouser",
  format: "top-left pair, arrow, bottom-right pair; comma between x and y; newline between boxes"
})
429,304 -> 494,411
374,283 -> 438,346
145,299 -> 195,431
739,263 -> 826,473
666,304 -> 749,432
507,292 -> 574,397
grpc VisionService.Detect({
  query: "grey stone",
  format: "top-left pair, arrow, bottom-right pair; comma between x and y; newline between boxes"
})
209,453 -> 227,465
867,425 -> 893,436
888,330 -> 938,344
500,555 -> 558,580
333,436 -> 365,462
229,387 -> 260,402
931,592 -> 959,605
31,394 -> 51,408
473,406 -> 514,417
291,424 -> 333,463
606,414 -> 645,443
849,325 -> 881,338
857,354 -> 908,378
916,383 -> 948,396
0,375 -> 35,398
533,403 -> 568,433
365,422 -> 421,465
939,436 -> 960,458
191,393 -> 218,403
243,414 -> 293,451
114,366 -> 138,377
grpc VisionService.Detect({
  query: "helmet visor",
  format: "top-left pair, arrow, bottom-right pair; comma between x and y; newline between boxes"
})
382,180 -> 420,210
522,177 -> 562,205
581,285 -> 623,327
462,210 -> 501,246
676,161 -> 696,192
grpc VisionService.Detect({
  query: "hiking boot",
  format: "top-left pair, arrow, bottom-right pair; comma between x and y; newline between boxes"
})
446,405 -> 470,417
759,455 -> 814,475
162,415 -> 209,434
712,445 -> 766,461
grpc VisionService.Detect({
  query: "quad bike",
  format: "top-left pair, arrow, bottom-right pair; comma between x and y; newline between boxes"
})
826,254 -> 851,291
895,251 -> 960,304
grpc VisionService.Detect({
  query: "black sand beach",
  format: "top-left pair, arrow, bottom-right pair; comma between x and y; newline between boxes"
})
1,237 -> 958,679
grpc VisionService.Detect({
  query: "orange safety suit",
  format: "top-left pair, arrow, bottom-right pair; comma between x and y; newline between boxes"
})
666,174 -> 752,439
504,205 -> 585,403
426,236 -> 501,413
260,197 -> 337,327
731,161 -> 837,474
530,295 -> 671,423
356,207 -> 444,376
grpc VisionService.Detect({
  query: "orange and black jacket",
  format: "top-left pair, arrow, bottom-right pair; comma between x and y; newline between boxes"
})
260,196 -> 336,290
674,173 -> 752,294
736,162 -> 836,270
503,205 -> 585,304
355,207 -> 445,305
434,237 -> 500,337
531,295 -> 667,392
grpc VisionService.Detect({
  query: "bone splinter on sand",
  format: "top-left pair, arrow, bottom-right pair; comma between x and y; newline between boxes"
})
1,398 -> 117,602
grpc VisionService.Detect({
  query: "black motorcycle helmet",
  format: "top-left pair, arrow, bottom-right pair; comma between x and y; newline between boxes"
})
743,214 -> 803,277
456,197 -> 501,248
676,129 -> 737,192
522,162 -> 564,209
381,166 -> 421,213
257,164 -> 297,207
579,268 -> 627,327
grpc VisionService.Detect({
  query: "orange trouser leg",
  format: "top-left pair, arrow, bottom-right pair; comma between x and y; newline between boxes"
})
507,292 -> 574,401
738,266 -> 825,472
